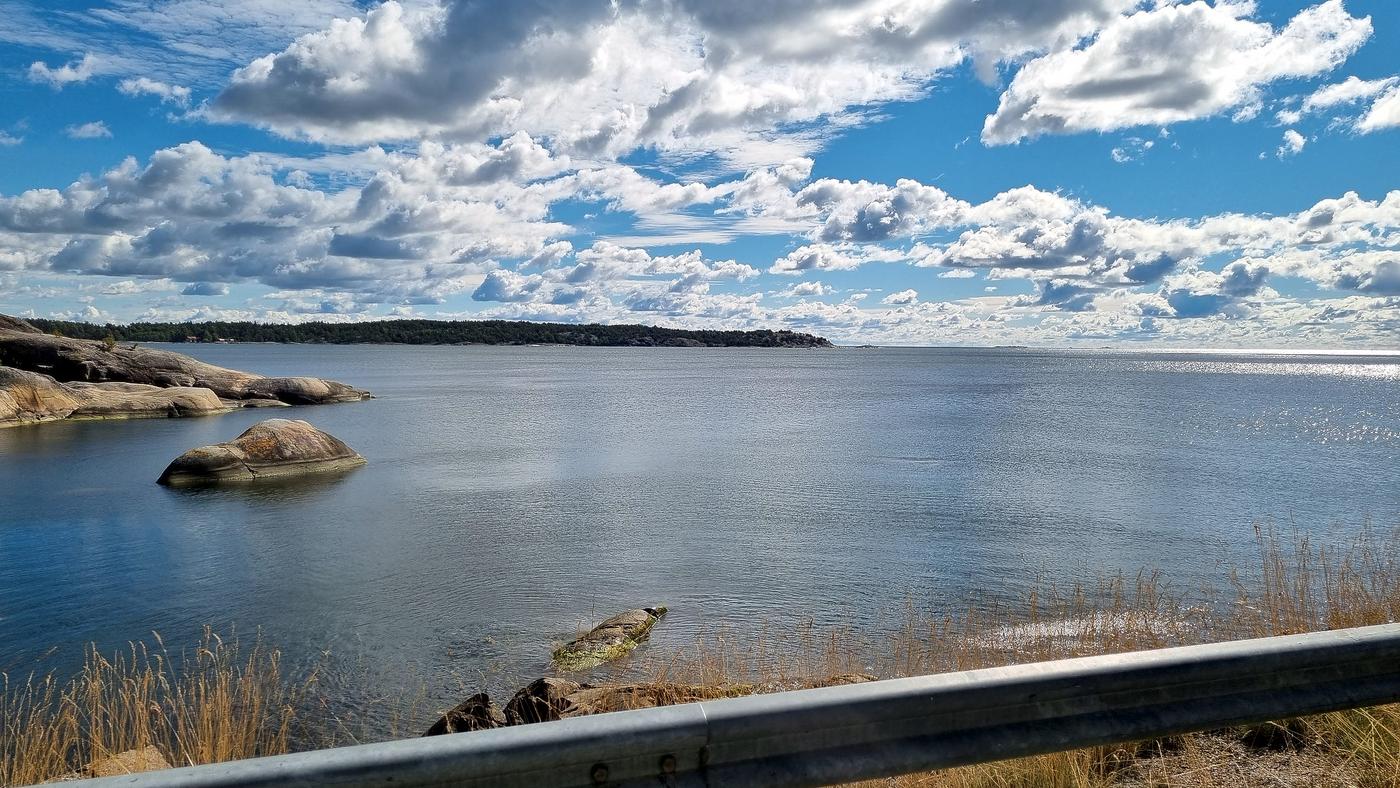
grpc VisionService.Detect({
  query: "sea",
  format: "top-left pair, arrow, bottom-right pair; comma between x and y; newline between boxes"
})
2,345 -> 1397,726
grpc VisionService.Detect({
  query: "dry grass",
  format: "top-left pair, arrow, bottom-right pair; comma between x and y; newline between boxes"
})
3,523 -> 1399,787
1,627 -> 309,786
620,523 -> 1400,787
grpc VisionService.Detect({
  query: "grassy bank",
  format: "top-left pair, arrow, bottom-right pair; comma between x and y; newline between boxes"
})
4,524 -> 1399,786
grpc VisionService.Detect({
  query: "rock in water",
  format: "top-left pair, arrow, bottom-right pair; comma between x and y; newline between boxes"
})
552,607 -> 667,670
0,319 -> 369,405
423,693 -> 508,736
157,419 -> 365,485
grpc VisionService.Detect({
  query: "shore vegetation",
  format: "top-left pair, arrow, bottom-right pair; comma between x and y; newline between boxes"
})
4,524 -> 1398,786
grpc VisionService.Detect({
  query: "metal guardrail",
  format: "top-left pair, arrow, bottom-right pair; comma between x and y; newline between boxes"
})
71,623 -> 1400,788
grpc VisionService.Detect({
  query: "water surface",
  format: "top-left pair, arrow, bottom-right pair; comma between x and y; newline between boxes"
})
2,346 -> 1397,720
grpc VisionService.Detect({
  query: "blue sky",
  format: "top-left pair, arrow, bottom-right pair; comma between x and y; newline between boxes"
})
0,0 -> 1396,346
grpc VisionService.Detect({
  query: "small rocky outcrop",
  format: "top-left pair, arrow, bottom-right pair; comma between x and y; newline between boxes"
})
504,678 -> 583,725
157,419 -> 365,485
422,693 -> 508,735
0,318 -> 369,406
552,608 -> 667,671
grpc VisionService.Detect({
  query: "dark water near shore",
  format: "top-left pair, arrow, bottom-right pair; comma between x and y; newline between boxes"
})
2,346 -> 1398,724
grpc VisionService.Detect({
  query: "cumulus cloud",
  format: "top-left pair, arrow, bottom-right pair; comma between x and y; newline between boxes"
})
1277,129 -> 1307,158
0,132 -> 21,147
983,1 -> 1372,144
3,130 -> 1398,346
118,77 -> 191,106
64,121 -> 112,139
775,281 -> 834,298
881,288 -> 920,305
28,54 -> 99,88
206,0 -> 1144,163
181,282 -> 229,296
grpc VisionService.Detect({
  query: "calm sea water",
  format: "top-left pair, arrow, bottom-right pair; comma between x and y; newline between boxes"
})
2,346 -> 1398,722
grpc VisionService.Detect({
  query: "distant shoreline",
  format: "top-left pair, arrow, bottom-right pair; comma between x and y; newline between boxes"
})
25,317 -> 834,349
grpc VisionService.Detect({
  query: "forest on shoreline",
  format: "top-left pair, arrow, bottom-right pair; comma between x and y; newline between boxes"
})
24,318 -> 834,348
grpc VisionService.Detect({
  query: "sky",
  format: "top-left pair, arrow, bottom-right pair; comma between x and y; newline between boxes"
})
0,0 -> 1396,347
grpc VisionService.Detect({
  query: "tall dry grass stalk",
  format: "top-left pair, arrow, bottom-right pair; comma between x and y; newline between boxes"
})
1,627 -> 310,786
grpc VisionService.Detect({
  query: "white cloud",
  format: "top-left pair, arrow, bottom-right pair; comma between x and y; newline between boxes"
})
3,132 -> 1398,347
0,132 -> 21,147
775,281 -> 834,298
118,77 -> 192,106
1277,73 -> 1400,134
64,121 -> 112,139
1302,74 -> 1399,112
881,288 -> 920,305
983,1 -> 1372,144
206,0 -> 1141,164
27,53 -> 99,88
1277,129 -> 1307,158
1357,86 -> 1400,133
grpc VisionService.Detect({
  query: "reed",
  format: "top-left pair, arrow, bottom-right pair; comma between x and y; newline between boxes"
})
1,627 -> 308,785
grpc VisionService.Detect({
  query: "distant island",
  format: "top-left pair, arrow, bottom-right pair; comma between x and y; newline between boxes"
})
25,318 -> 834,349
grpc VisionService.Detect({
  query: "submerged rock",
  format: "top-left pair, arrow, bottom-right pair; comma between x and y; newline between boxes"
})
157,419 -> 365,485
0,320 -> 370,406
552,607 -> 667,671
423,693 -> 507,735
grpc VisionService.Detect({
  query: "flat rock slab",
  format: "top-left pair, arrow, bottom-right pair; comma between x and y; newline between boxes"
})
158,418 -> 366,485
552,607 -> 667,671
0,319 -> 370,405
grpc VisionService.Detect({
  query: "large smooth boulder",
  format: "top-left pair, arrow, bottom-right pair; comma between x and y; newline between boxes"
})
552,607 -> 667,671
0,321 -> 369,405
0,366 -> 81,426
157,419 -> 366,485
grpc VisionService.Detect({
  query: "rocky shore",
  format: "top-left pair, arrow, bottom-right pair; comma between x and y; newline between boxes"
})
0,314 -> 370,428
424,674 -> 875,736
